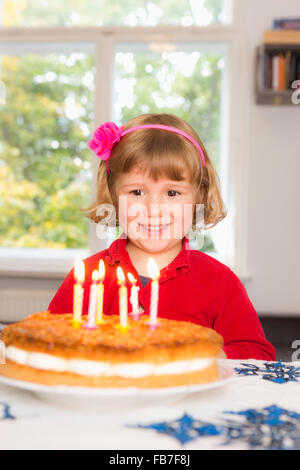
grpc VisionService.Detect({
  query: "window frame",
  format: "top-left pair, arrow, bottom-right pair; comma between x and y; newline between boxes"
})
0,0 -> 250,280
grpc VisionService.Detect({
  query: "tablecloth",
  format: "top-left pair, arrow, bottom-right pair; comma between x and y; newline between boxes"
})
1,359 -> 300,450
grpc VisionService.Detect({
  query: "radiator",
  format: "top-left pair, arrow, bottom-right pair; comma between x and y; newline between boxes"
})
0,289 -> 54,323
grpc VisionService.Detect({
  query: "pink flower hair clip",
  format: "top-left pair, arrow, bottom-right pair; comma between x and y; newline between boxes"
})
88,121 -> 206,173
88,122 -> 124,174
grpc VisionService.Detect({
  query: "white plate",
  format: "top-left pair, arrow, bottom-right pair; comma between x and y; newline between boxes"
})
0,362 -> 233,411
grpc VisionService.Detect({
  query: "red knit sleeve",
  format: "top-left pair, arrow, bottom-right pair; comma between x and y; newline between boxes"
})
48,268 -> 74,314
213,269 -> 276,361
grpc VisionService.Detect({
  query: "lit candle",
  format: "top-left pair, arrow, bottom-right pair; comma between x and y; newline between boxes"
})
96,259 -> 105,325
147,258 -> 160,329
85,270 -> 100,329
128,272 -> 140,321
73,257 -> 85,328
117,266 -> 128,332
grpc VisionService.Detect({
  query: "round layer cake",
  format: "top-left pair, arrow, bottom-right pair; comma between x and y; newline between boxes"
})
0,312 -> 223,388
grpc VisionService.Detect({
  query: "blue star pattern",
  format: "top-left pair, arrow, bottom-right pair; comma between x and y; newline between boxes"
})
132,413 -> 223,445
223,405 -> 300,449
234,361 -> 300,384
0,402 -> 15,421
132,405 -> 300,449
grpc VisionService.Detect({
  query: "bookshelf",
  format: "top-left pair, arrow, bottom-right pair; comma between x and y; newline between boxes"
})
263,30 -> 300,45
255,30 -> 300,106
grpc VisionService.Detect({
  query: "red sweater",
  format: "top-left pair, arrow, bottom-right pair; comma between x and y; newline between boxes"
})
48,234 -> 276,360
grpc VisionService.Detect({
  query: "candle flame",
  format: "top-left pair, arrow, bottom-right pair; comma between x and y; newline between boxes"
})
147,257 -> 159,279
92,270 -> 100,282
117,266 -> 125,283
99,259 -> 105,280
127,272 -> 136,284
74,258 -> 85,282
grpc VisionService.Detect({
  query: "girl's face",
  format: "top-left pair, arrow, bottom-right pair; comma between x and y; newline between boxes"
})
117,169 -> 197,254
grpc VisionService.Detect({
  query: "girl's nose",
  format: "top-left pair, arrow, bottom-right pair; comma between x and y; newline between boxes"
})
144,194 -> 163,219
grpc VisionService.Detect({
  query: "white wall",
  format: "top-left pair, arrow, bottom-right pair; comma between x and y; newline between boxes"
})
244,0 -> 300,315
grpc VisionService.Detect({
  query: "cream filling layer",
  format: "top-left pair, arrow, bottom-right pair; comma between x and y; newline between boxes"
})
6,346 -> 213,378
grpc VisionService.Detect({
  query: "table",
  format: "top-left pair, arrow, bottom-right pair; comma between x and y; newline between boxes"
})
0,359 -> 300,450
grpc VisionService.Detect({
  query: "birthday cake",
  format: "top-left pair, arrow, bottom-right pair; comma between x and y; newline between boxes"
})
0,312 -> 223,388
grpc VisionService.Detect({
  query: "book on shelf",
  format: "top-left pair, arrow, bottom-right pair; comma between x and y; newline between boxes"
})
273,18 -> 300,31
285,50 -> 292,88
263,49 -> 300,91
272,55 -> 279,90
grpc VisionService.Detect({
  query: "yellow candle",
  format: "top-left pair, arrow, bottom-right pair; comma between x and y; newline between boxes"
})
117,266 -> 128,331
147,258 -> 160,328
96,259 -> 105,325
73,258 -> 85,328
128,272 -> 140,321
85,270 -> 100,329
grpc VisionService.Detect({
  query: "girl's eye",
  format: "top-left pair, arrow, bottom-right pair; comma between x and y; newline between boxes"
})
167,190 -> 181,197
129,189 -> 144,196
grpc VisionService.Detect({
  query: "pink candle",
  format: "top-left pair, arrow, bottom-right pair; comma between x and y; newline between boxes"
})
117,266 -> 129,332
96,259 -> 105,325
85,270 -> 100,329
147,258 -> 160,330
128,272 -> 140,321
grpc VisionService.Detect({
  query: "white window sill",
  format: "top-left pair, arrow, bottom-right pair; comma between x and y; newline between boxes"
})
0,248 -> 89,279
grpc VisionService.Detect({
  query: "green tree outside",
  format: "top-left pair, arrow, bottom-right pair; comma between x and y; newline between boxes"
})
0,52 -> 94,248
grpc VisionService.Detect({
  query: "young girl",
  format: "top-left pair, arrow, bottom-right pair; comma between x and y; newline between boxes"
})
48,113 -> 275,360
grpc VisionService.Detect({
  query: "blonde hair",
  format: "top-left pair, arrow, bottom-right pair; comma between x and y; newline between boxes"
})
81,113 -> 226,230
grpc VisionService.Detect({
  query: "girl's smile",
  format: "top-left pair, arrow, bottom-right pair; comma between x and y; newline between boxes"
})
138,222 -> 172,238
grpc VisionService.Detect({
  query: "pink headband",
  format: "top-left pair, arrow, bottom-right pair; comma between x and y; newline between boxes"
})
88,121 -> 206,174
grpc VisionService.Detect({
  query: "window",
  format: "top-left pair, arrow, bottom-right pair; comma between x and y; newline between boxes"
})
0,43 -> 95,250
1,0 -> 232,27
0,0 -> 247,277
